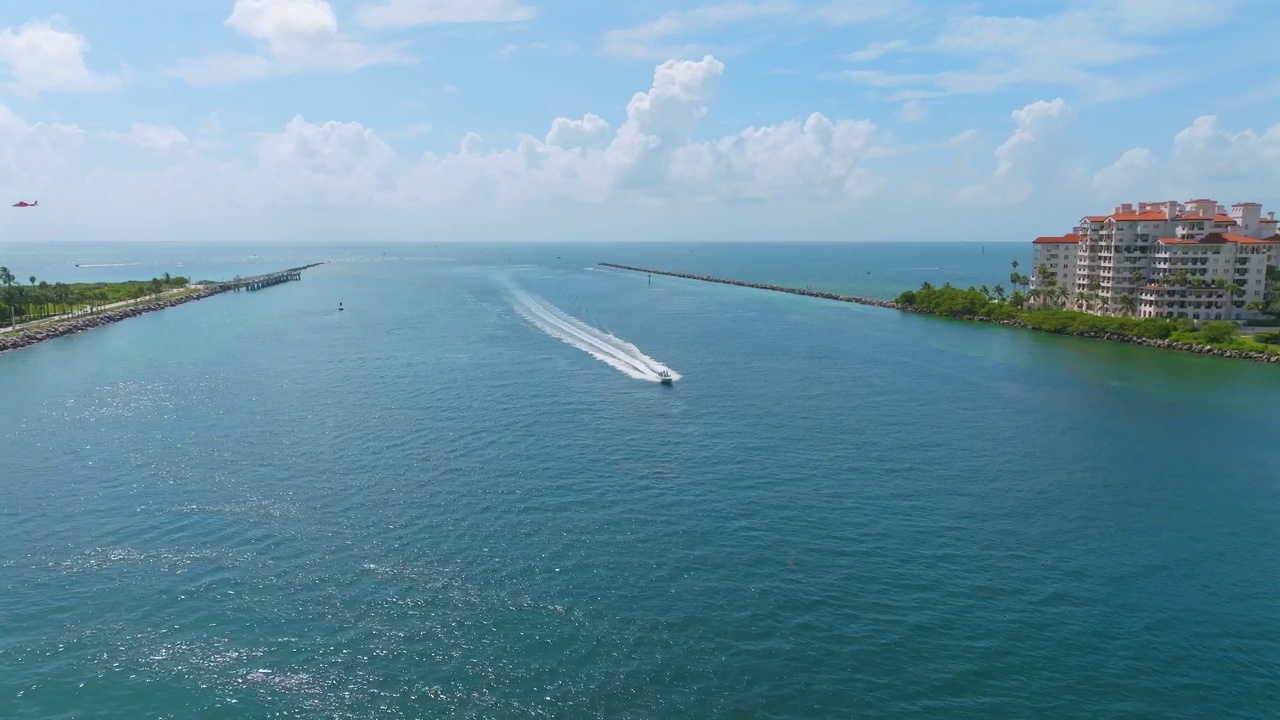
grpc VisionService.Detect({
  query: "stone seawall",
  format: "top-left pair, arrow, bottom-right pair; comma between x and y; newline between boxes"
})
597,263 -> 900,309
0,287 -> 229,355
599,263 -> 1280,365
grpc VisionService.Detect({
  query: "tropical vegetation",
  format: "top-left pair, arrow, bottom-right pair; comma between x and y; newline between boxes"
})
893,260 -> 1280,355
0,266 -> 191,328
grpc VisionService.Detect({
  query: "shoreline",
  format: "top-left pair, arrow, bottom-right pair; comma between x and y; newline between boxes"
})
0,287 -> 228,355
598,263 -> 1280,365
0,264 -> 325,356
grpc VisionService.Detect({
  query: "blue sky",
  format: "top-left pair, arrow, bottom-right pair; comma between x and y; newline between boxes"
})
0,0 -> 1278,242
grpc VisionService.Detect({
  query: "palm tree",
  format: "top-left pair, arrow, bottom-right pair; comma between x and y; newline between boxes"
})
1036,264 -> 1056,289
1120,294 -> 1137,316
993,284 -> 1007,302
52,283 -> 72,315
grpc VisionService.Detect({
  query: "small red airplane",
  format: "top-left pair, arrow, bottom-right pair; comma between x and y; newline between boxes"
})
12,200 -> 37,207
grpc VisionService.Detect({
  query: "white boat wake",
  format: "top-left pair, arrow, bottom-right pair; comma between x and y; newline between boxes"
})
508,288 -> 681,383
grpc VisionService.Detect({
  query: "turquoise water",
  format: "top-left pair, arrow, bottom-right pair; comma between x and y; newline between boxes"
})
2,243 -> 1279,718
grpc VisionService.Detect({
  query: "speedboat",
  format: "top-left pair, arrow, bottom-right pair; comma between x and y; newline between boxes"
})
657,370 -> 674,385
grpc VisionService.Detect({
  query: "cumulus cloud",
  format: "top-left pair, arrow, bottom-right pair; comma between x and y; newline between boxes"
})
0,20 -> 120,93
172,0 -> 408,85
253,116 -> 400,206
0,104 -> 86,201
959,98 -> 1078,206
355,0 -> 537,27
1092,116 -> 1280,201
1092,147 -> 1156,196
544,114 -> 610,150
104,123 -> 190,154
0,53 -> 908,231
20,53 -> 1280,243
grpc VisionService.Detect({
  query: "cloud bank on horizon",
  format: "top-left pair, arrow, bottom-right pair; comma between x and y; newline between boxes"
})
0,0 -> 1277,242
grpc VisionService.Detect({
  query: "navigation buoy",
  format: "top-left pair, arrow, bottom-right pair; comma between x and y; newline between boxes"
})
338,302 -> 344,312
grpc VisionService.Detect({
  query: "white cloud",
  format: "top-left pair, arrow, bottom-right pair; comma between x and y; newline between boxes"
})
1092,147 -> 1156,196
27,54 -> 1280,242
498,41 -> 576,57
810,0 -> 899,24
833,1 -> 1233,99
668,113 -> 885,201
896,99 -> 928,122
354,0 -> 537,27
603,3 -> 790,60
544,114 -> 610,149
841,39 -> 908,62
104,123 -> 190,154
0,20 -> 120,93
1093,116 -> 1280,200
602,1 -> 892,60
959,98 -> 1078,206
253,116 -> 400,205
0,104 -> 85,199
172,0 -> 408,85
1111,0 -> 1237,33
35,55 -> 897,221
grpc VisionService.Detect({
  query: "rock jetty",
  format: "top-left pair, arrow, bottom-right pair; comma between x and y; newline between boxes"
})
600,263 -> 1280,365
598,263 -> 900,310
0,288 -> 231,355
0,262 -> 326,356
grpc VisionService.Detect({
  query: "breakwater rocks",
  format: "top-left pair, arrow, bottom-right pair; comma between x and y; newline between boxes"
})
601,262 -> 1280,365
0,288 -> 228,355
597,263 -> 901,310
973,317 -> 1280,363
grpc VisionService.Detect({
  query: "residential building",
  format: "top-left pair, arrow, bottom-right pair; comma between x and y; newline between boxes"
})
1030,199 -> 1280,322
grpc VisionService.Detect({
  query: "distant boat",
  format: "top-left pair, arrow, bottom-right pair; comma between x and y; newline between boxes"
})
338,302 -> 344,312
657,370 -> 674,385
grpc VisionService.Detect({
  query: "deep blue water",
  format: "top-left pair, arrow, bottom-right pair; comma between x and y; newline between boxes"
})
1,242 -> 1278,718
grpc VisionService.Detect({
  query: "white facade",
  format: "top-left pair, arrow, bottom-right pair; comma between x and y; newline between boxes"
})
1139,240 -> 1272,321
1029,199 -> 1280,321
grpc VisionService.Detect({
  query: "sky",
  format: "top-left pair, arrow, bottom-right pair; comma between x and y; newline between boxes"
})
0,0 -> 1278,243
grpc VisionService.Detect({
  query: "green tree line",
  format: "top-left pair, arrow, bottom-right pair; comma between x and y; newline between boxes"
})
0,267 -> 190,327
896,260 -> 1280,353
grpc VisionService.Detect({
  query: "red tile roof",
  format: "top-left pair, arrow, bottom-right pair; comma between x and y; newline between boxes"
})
1083,215 -> 1109,222
1261,218 -> 1278,223
1111,210 -> 1168,221
1173,213 -> 1237,224
1033,233 -> 1081,244
1222,232 -> 1279,244
1159,232 -> 1280,245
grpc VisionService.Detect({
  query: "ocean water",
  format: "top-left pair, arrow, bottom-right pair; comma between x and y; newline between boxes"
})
1,242 -> 1279,719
